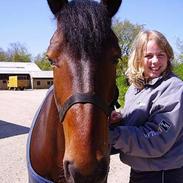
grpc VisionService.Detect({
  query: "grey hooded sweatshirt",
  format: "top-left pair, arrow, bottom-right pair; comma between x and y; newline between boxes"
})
111,72 -> 183,171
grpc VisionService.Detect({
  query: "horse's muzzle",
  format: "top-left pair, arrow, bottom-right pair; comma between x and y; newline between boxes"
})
64,158 -> 109,183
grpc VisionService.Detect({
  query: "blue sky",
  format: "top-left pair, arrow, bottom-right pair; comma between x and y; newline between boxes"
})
0,0 -> 183,58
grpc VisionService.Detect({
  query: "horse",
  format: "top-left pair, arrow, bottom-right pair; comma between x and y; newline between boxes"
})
27,0 -> 122,182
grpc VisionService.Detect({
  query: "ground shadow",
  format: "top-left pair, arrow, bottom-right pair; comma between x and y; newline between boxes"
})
0,120 -> 30,139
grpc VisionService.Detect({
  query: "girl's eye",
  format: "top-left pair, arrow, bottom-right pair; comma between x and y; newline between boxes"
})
144,53 -> 166,59
158,53 -> 166,58
144,54 -> 153,59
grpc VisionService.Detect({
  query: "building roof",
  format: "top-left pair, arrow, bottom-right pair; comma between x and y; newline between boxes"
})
0,61 -> 40,74
0,62 -> 53,78
30,71 -> 53,78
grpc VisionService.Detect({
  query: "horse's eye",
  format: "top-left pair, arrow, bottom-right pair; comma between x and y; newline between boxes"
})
48,58 -> 54,65
47,57 -> 58,67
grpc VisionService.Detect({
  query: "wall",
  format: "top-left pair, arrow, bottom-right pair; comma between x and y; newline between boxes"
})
32,78 -> 53,89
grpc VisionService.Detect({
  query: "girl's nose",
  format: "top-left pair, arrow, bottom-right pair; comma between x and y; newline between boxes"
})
152,55 -> 158,64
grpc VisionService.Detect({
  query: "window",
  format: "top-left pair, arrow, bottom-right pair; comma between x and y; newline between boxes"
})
37,81 -> 40,85
47,80 -> 53,86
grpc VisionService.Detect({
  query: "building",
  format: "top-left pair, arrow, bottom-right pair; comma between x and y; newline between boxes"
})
30,71 -> 53,89
0,62 -> 53,90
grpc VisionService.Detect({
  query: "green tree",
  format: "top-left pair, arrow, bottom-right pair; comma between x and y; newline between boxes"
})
34,53 -> 52,71
116,75 -> 129,107
176,38 -> 183,63
176,38 -> 183,54
179,54 -> 183,63
112,20 -> 144,106
112,19 -> 144,76
7,42 -> 31,62
0,48 -> 8,61
173,63 -> 183,80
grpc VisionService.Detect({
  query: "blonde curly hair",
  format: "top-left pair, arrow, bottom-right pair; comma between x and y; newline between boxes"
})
126,30 -> 174,89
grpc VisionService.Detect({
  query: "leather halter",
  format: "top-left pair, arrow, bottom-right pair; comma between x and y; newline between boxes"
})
55,93 -> 112,122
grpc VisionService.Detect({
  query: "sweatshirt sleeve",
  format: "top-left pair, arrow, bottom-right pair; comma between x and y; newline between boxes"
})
112,85 -> 183,158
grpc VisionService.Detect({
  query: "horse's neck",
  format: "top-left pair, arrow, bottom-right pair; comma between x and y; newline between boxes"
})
30,87 -> 66,182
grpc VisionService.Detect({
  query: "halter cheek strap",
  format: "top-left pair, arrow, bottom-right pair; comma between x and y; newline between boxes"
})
56,93 -> 112,122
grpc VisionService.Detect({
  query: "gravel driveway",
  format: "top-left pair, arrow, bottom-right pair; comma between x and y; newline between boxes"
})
0,90 -> 130,183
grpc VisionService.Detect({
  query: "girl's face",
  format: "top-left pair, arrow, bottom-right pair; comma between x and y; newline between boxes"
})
143,40 -> 168,80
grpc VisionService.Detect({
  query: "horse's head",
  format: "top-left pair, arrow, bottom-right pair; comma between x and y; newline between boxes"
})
47,0 -> 122,182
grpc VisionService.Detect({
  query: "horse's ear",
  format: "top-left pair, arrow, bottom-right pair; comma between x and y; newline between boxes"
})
101,0 -> 122,17
47,0 -> 68,15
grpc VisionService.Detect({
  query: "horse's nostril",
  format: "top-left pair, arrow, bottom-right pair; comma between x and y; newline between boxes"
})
64,160 -> 76,182
64,160 -> 71,180
64,160 -> 84,183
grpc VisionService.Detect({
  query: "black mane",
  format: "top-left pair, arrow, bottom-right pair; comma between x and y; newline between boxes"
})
56,0 -> 111,59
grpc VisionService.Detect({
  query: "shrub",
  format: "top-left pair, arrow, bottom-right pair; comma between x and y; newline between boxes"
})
173,63 -> 183,80
116,75 -> 129,107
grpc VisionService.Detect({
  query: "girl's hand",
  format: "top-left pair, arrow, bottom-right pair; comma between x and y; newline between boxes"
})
110,110 -> 122,125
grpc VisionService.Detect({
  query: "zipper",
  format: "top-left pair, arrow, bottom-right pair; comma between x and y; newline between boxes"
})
162,171 -> 165,183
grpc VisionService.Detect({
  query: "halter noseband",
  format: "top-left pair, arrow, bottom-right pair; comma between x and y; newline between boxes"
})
55,93 -> 112,122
